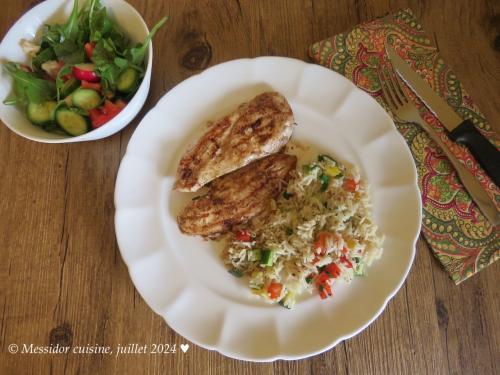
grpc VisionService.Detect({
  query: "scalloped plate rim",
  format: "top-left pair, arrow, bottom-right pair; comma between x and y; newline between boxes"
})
114,56 -> 422,362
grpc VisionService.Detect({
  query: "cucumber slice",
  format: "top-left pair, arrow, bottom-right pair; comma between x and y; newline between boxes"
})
228,268 -> 243,278
247,249 -> 262,262
27,101 -> 57,126
60,77 -> 80,98
354,263 -> 365,276
72,88 -> 101,110
55,108 -> 89,136
117,68 -> 139,93
259,249 -> 275,266
318,154 -> 337,164
278,291 -> 296,309
319,174 -> 329,191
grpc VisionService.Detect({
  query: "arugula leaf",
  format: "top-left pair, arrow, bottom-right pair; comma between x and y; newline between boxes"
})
113,57 -> 128,69
106,25 -> 129,51
52,39 -> 85,64
105,37 -> 125,56
92,39 -> 116,66
51,41 -> 76,59
39,0 -> 86,63
92,39 -> 121,90
32,47 -> 56,71
99,65 -> 121,92
62,0 -> 81,41
3,62 -> 56,105
62,49 -> 86,65
41,24 -> 64,45
125,16 -> 168,65
55,64 -> 73,101
41,1 -> 86,52
91,16 -> 168,93
88,0 -> 110,42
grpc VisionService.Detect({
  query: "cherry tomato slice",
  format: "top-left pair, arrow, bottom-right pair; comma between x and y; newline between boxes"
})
235,230 -> 252,242
344,178 -> 358,192
267,281 -> 283,300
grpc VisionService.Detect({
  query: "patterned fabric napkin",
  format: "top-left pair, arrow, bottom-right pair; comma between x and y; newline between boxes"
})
308,9 -> 499,284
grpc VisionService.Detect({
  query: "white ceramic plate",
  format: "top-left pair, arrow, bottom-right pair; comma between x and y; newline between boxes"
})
114,57 -> 422,361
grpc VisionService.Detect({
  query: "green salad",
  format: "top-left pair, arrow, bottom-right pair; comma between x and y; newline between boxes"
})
3,0 -> 167,136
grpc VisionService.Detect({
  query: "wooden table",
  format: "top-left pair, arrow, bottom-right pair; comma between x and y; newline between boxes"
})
1,1 -> 499,374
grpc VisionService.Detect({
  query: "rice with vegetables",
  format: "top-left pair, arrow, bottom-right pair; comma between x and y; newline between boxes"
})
222,154 -> 384,309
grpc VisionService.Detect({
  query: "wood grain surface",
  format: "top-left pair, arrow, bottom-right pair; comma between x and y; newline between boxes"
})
1,0 -> 499,374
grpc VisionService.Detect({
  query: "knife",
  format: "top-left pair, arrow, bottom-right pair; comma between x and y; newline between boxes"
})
386,44 -> 500,188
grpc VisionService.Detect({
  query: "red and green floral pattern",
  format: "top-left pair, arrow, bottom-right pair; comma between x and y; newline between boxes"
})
309,9 -> 499,284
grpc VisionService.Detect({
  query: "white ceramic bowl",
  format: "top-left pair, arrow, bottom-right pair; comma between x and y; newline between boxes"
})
0,0 -> 152,143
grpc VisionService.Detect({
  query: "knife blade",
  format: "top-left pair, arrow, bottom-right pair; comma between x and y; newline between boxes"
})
405,111 -> 499,225
386,44 -> 500,188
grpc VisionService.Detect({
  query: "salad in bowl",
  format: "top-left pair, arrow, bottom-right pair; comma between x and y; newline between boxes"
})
0,0 -> 166,140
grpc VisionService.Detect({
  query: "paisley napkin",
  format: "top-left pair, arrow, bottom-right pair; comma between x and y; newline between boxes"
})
308,9 -> 499,284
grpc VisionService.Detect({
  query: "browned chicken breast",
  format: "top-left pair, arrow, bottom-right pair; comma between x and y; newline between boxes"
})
174,92 -> 295,192
177,153 -> 297,237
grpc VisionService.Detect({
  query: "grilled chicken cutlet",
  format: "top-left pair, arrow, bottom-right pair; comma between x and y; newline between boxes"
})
177,154 -> 297,238
174,92 -> 295,192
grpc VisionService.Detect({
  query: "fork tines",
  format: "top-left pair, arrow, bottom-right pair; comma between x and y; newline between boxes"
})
379,63 -> 409,110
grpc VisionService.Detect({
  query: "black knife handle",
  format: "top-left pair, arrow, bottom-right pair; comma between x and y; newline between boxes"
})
449,119 -> 500,187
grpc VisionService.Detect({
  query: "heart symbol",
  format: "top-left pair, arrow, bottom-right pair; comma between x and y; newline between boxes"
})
180,344 -> 189,353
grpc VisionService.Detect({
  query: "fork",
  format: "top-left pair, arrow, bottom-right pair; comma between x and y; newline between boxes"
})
378,63 -> 500,225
